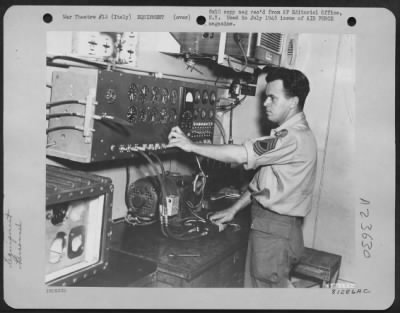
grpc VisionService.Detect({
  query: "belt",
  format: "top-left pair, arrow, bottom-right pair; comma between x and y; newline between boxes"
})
251,199 -> 304,225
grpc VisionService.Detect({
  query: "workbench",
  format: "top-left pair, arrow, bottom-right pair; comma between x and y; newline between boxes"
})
74,249 -> 158,287
111,208 -> 250,287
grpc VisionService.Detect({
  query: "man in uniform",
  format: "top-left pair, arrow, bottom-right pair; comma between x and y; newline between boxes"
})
167,67 -> 317,288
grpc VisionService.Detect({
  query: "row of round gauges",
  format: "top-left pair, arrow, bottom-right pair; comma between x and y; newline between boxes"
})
127,84 -> 178,105
125,84 -> 217,105
182,108 -> 215,121
184,89 -> 217,105
127,106 -> 178,123
126,105 -> 215,123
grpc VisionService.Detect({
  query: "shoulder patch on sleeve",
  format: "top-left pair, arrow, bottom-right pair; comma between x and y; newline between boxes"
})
253,137 -> 279,156
274,129 -> 288,138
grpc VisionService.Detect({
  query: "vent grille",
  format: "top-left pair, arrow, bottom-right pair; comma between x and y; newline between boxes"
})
287,39 -> 294,57
260,33 -> 283,53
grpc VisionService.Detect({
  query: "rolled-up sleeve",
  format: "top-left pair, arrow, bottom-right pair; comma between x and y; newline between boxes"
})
243,134 -> 298,170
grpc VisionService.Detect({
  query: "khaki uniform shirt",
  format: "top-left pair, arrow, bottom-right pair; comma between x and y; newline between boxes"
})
243,112 -> 317,217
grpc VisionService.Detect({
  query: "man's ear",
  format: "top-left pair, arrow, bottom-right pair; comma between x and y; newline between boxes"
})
290,96 -> 299,109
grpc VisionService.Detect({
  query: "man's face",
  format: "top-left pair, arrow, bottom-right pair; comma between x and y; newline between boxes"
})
263,79 -> 294,125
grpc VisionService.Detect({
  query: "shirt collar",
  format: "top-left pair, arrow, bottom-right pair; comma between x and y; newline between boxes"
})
271,112 -> 307,135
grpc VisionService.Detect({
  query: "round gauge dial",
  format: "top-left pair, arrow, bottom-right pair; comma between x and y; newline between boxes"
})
148,108 -> 160,123
202,90 -> 209,104
194,90 -> 201,104
193,109 -> 199,119
208,109 -> 215,119
168,109 -> 178,122
200,109 -> 207,119
138,108 -> 147,122
161,88 -> 169,104
128,83 -> 139,101
209,91 -> 217,105
170,89 -> 178,105
160,108 -> 169,123
152,86 -> 161,103
105,88 -> 117,103
140,85 -> 150,101
127,105 -> 138,123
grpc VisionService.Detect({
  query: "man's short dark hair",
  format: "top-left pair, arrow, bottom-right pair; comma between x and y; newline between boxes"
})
266,67 -> 310,111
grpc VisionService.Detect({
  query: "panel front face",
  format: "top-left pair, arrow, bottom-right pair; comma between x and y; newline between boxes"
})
91,70 -> 218,162
91,71 -> 183,161
47,69 -> 218,163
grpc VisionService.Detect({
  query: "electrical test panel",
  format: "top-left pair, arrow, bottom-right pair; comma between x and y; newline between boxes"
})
46,68 -> 218,163
46,165 -> 113,286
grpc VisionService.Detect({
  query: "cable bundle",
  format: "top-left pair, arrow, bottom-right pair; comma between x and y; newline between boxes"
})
125,151 -> 213,241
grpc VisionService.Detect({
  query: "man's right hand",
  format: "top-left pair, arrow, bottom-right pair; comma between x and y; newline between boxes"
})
167,126 -> 194,152
209,207 -> 236,225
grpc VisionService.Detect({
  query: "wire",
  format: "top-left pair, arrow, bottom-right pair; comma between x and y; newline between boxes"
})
237,39 -> 249,69
216,95 -> 248,145
210,193 -> 241,201
189,155 -> 207,217
46,126 -> 84,134
135,150 -> 168,208
148,152 -> 166,179
195,155 -> 205,174
127,150 -> 210,240
111,217 -> 126,224
136,152 -> 166,195
125,214 -> 157,226
99,114 -> 133,127
46,112 -> 84,119
213,118 -> 227,144
227,56 -> 246,73
153,153 -> 206,239
186,199 -> 202,211
46,100 -> 85,109
125,165 -> 131,211
228,106 -> 234,144
185,201 -> 206,222
216,95 -> 247,113
46,111 -> 135,129
47,55 -> 109,70
227,36 -> 249,73
193,156 -> 207,195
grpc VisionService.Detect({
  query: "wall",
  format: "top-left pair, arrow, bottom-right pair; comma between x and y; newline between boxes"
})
309,35 -> 356,280
229,34 -> 356,281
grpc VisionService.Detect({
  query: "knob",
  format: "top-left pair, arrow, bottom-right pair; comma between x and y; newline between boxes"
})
119,145 -> 128,152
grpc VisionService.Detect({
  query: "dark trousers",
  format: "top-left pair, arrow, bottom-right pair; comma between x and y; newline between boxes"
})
244,201 -> 304,288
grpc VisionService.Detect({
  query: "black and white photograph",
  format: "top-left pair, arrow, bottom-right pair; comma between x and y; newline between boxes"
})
3,6 -> 396,310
